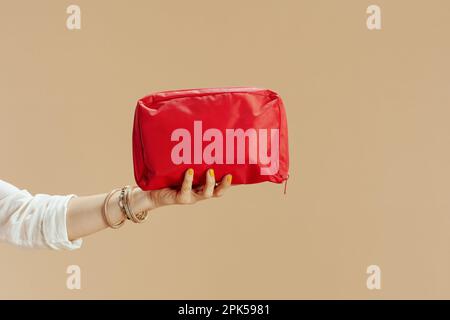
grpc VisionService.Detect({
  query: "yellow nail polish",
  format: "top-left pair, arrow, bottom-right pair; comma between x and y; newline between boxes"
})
227,174 -> 232,183
187,168 -> 194,176
209,169 -> 215,178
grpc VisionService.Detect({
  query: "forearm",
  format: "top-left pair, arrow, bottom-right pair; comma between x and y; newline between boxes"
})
1,169 -> 230,249
66,187 -> 155,241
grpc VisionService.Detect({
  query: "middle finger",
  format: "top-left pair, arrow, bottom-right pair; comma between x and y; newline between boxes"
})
201,168 -> 216,198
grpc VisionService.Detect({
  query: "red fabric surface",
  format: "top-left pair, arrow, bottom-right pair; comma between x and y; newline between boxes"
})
133,87 -> 289,190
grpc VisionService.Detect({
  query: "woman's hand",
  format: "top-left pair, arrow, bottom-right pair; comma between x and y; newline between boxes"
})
66,168 -> 232,241
149,168 -> 232,208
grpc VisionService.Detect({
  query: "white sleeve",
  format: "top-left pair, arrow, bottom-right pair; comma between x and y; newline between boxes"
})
0,179 -> 82,250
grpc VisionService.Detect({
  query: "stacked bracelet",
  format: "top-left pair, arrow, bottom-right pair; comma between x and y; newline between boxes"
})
102,188 -> 126,229
124,186 -> 149,224
103,185 -> 150,229
118,186 -> 132,220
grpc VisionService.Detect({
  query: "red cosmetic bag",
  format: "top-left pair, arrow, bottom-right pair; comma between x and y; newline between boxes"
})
132,87 -> 289,190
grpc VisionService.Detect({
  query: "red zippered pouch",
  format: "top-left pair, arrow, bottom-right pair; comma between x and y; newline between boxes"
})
132,87 -> 289,190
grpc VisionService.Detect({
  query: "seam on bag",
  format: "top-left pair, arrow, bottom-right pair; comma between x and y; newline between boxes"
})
277,97 -> 283,182
137,106 -> 149,187
277,96 -> 288,182
148,89 -> 272,105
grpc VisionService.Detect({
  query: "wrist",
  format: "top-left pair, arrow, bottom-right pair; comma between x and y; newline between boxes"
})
103,186 -> 154,229
132,187 -> 157,212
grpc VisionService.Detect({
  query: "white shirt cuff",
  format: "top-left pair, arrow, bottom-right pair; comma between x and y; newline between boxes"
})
41,194 -> 83,250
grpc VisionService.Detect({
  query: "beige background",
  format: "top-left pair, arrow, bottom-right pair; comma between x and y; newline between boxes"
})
1,0 -> 450,299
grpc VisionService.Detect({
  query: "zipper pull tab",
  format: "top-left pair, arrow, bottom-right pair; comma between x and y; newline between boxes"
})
283,174 -> 289,195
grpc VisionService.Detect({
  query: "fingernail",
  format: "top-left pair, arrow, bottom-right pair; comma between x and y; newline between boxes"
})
227,174 -> 232,183
209,169 -> 215,178
187,168 -> 194,176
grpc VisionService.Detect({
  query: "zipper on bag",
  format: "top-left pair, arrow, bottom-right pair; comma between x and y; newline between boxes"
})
283,174 -> 290,195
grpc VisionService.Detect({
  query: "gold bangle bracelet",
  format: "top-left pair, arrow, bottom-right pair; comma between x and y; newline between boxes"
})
125,186 -> 150,224
118,186 -> 132,220
123,186 -> 137,223
102,188 -> 126,229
